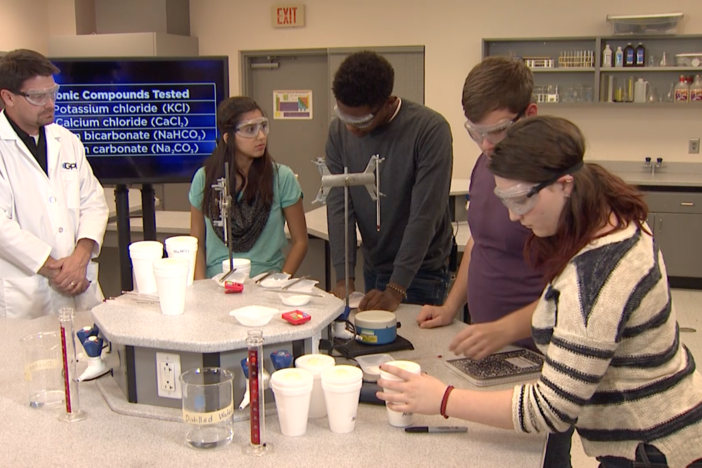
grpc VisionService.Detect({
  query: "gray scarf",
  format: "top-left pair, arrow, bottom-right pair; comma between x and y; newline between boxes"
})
209,189 -> 272,253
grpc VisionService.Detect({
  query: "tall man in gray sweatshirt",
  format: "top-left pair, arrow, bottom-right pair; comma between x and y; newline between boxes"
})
326,51 -> 453,312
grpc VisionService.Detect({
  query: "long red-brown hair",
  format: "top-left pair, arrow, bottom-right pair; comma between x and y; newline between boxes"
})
488,116 -> 649,283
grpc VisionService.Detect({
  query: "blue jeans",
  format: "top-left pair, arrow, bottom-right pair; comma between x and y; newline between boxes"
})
363,267 -> 449,306
597,444 -> 702,467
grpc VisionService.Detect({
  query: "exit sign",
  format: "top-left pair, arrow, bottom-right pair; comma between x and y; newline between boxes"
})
272,4 -> 305,28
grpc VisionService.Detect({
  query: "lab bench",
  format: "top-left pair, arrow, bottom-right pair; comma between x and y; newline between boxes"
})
0,305 -> 547,468
594,160 -> 702,289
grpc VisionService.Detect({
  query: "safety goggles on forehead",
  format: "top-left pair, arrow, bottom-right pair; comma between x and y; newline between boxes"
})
333,103 -> 382,129
493,161 -> 583,215
15,84 -> 60,106
235,117 -> 269,138
464,109 -> 525,145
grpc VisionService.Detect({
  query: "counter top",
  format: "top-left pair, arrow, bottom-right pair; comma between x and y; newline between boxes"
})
0,307 -> 546,468
91,279 -> 344,353
589,160 -> 702,188
616,171 -> 702,188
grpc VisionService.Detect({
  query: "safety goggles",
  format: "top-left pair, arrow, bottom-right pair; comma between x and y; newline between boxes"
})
464,109 -> 525,145
494,182 -> 543,216
235,117 -> 269,139
493,162 -> 583,215
15,84 -> 60,106
333,103 -> 382,129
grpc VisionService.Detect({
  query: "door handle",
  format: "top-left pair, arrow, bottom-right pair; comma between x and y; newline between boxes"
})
680,202 -> 695,207
658,217 -> 663,232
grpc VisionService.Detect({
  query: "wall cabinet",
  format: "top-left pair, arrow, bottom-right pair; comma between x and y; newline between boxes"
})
483,34 -> 702,106
644,191 -> 702,280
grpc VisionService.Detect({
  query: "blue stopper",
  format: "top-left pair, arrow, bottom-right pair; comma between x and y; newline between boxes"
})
270,350 -> 292,370
240,357 -> 249,379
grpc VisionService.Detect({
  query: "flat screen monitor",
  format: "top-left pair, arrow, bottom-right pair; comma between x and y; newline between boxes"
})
51,57 -> 229,184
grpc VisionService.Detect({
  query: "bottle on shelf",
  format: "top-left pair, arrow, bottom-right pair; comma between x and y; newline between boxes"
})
635,43 -> 646,67
675,75 -> 690,103
602,44 -> 613,68
691,75 -> 702,102
634,78 -> 648,103
624,43 -> 636,67
614,47 -> 624,67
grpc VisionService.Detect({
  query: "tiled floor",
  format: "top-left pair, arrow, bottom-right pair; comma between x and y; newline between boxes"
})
570,288 -> 702,468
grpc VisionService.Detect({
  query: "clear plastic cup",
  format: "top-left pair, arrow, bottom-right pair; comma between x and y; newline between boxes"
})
294,354 -> 336,418
379,360 -> 421,427
152,258 -> 189,315
180,367 -> 234,449
129,241 -> 164,294
270,368 -> 314,436
20,331 -> 64,409
321,365 -> 363,433
165,236 -> 198,286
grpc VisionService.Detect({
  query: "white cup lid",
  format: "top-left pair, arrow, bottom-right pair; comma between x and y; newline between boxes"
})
295,354 -> 336,373
270,368 -> 314,388
165,236 -> 198,247
379,360 -> 421,381
222,258 -> 251,266
320,365 -> 363,385
129,240 -> 163,252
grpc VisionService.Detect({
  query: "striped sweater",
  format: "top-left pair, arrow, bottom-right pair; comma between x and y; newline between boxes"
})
512,224 -> 702,468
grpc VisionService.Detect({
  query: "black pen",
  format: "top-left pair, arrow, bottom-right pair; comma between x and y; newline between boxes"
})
404,426 -> 468,433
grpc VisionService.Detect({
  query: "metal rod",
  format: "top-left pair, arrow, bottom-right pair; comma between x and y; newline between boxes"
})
141,184 -> 157,241
225,161 -> 234,275
376,156 -> 381,232
114,184 -> 133,292
344,168 -> 350,310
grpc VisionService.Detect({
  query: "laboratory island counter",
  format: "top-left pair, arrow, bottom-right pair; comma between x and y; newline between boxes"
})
0,305 -> 546,468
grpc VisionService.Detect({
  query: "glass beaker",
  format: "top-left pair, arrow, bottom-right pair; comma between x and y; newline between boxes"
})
20,331 -> 64,408
180,367 -> 234,449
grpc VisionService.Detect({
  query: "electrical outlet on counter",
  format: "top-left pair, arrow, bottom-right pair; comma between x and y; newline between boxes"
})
156,352 -> 182,399
690,138 -> 700,154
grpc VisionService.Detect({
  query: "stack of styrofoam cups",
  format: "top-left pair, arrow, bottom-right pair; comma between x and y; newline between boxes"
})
128,241 -> 164,294
152,258 -> 190,316
164,236 -> 198,286
379,360 -> 422,427
270,368 -> 314,436
221,258 -> 252,280
294,354 -> 336,419
320,365 -> 363,433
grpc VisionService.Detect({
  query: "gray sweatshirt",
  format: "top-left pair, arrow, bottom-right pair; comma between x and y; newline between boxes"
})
325,99 -> 453,289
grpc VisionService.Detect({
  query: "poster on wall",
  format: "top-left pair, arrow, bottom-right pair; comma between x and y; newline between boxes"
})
273,90 -> 313,120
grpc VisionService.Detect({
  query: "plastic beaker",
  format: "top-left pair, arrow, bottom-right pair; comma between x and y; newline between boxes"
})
20,331 -> 64,409
180,367 -> 234,449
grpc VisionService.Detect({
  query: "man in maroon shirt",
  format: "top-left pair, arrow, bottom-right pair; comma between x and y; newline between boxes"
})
417,56 -> 540,356
416,57 -> 573,467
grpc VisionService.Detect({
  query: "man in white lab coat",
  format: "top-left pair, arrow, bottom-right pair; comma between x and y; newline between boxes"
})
0,49 -> 108,318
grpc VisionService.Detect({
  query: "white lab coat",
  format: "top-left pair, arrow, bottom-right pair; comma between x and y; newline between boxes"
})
0,111 -> 108,319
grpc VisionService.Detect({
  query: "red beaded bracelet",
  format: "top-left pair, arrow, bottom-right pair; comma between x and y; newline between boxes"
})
440,385 -> 454,419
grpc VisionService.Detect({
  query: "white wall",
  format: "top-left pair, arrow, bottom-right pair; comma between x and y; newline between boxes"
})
0,0 -> 50,54
190,0 -> 702,177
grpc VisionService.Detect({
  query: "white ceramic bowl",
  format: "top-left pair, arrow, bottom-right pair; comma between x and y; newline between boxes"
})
229,305 -> 278,327
278,294 -> 311,307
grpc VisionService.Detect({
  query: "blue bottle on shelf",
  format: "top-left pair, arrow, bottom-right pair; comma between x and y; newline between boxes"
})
624,43 -> 635,67
635,43 -> 646,67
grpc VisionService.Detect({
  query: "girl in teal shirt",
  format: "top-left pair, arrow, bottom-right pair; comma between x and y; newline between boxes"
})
189,96 -> 308,279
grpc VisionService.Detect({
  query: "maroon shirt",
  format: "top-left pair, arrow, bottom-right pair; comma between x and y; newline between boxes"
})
466,154 -> 544,349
